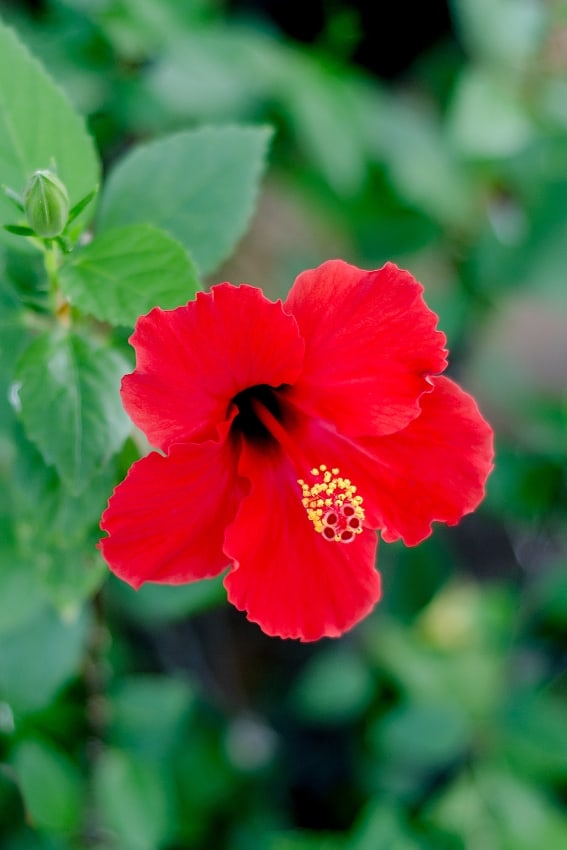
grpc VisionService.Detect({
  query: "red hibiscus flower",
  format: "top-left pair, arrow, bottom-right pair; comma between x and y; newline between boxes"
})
99,260 -> 493,641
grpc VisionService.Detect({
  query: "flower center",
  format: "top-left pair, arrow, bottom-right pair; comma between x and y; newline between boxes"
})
232,384 -> 285,443
298,465 -> 365,544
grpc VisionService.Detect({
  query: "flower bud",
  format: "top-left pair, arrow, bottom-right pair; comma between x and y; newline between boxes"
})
24,170 -> 70,238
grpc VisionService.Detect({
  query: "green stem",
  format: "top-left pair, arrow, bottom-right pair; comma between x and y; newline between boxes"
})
44,243 -> 59,300
44,242 -> 71,324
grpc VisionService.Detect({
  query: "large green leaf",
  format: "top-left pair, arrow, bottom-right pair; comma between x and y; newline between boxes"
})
36,544 -> 107,620
12,739 -> 84,834
0,548 -> 46,636
448,67 -> 534,159
94,749 -> 171,850
0,604 -> 90,713
0,19 -> 100,244
15,330 -> 131,491
430,767 -> 567,850
11,422 -> 117,548
97,125 -> 273,274
450,0 -> 546,68
0,273 -> 26,371
59,223 -> 200,325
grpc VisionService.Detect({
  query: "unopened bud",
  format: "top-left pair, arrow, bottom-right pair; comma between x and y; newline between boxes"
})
24,170 -> 70,238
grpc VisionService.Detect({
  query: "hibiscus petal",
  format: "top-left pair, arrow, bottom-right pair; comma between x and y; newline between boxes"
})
284,259 -> 448,437
360,376 -> 494,545
100,436 -> 246,588
223,441 -> 381,642
122,284 -> 305,451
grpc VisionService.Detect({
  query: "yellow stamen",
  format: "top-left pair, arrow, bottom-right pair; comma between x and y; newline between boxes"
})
298,464 -> 365,544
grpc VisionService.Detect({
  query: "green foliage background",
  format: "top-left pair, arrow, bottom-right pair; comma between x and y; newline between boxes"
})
0,1 -> 566,848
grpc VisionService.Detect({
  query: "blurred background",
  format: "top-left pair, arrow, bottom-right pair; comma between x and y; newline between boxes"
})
1,0 -> 567,848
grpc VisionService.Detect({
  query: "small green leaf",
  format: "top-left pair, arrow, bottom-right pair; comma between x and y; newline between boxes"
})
12,739 -> 84,834
15,330 -> 131,491
0,20 -> 100,245
67,185 -> 98,226
59,224 -> 200,326
97,125 -> 273,274
3,225 -> 35,236
2,185 -> 24,211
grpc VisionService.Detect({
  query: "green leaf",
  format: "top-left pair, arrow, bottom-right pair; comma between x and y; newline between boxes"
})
502,692 -> 567,782
365,618 -> 506,722
36,545 -> 107,620
280,57 -> 367,196
0,276 -> 28,430
59,223 -> 200,326
97,125 -> 273,274
108,675 -> 195,759
0,19 -> 100,245
8,425 -> 110,618
364,95 -> 479,229
534,562 -> 567,626
15,330 -> 131,491
450,0 -> 546,68
448,67 -> 534,159
290,647 -> 375,725
11,423 -> 117,548
2,829 -> 72,850
66,186 -> 98,226
0,604 -> 90,713
12,738 -> 84,834
97,0 -> 217,59
371,700 -> 472,770
351,802 -> 420,850
144,29 -> 277,126
430,767 -> 567,850
0,549 -> 46,636
107,572 -> 226,624
267,834 -> 346,850
3,225 -> 35,236
94,749 -> 171,850
2,185 -> 24,211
